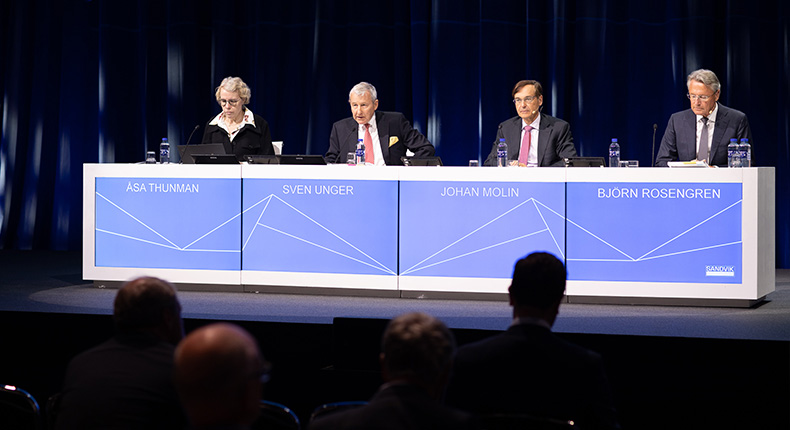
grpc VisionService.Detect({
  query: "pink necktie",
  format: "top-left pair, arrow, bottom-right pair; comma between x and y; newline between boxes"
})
364,124 -> 374,164
518,125 -> 533,166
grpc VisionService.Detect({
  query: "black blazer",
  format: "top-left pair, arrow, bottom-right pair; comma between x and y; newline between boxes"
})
484,113 -> 577,167
445,323 -> 619,429
655,103 -> 752,167
325,111 -> 435,165
201,110 -> 274,161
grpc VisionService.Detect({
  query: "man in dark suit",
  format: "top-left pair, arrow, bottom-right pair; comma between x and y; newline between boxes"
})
310,312 -> 473,430
656,69 -> 752,167
56,277 -> 186,429
484,80 -> 577,166
325,82 -> 435,165
445,252 -> 620,430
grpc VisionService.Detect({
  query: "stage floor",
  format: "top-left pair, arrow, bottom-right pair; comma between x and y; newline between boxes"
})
2,250 -> 789,341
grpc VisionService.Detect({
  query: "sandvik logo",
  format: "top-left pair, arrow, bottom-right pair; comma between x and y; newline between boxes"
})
705,265 -> 735,277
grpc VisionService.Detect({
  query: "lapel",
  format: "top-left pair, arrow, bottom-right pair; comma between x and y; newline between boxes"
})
375,111 -> 390,161
507,117 -> 522,157
681,111 -> 698,161
710,104 -> 729,162
537,113 -> 551,165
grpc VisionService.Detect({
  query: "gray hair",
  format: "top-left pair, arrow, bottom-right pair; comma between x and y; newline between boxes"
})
687,69 -> 721,93
381,312 -> 455,386
215,76 -> 251,105
349,82 -> 378,101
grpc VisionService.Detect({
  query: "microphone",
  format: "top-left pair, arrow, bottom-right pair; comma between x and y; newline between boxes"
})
651,123 -> 658,167
185,125 -> 200,146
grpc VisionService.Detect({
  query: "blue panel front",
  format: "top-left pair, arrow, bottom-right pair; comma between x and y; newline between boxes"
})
566,182 -> 742,283
242,178 -> 398,276
95,177 -> 242,270
399,181 -> 566,279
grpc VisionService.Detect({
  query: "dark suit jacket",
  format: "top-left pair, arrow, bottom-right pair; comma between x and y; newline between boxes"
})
655,103 -> 752,167
201,110 -> 274,161
310,383 -> 473,430
56,334 -> 186,429
445,323 -> 619,430
484,113 -> 577,166
325,111 -> 435,165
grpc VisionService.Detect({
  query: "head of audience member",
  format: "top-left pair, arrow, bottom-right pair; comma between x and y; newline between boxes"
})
113,276 -> 183,345
512,79 -> 544,124
174,323 -> 269,429
214,76 -> 251,122
508,252 -> 567,327
380,312 -> 456,399
348,81 -> 379,125
686,69 -> 720,117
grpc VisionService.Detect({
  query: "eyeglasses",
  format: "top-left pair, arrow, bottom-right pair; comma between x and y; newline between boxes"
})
687,93 -> 715,101
219,99 -> 240,106
513,96 -> 537,105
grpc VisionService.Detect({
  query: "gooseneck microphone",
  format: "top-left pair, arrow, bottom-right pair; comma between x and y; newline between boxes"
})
185,125 -> 200,146
651,123 -> 658,167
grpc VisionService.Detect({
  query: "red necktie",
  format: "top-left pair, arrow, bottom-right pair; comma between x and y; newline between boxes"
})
518,125 -> 533,166
364,124 -> 374,164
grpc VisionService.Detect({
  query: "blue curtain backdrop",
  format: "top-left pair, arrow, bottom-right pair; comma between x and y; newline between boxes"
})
2,0 -> 788,267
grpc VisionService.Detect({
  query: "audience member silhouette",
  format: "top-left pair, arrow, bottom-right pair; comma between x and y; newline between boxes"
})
55,276 -> 186,429
174,322 -> 269,430
310,312 -> 473,430
445,252 -> 620,429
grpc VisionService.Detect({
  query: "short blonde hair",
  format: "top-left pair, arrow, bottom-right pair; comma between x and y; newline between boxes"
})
215,77 -> 251,105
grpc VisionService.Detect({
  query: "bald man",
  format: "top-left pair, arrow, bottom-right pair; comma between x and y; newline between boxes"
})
174,323 -> 269,430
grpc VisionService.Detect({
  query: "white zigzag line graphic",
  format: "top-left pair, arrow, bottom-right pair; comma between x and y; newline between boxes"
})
96,192 -> 239,253
243,194 -> 394,274
565,199 -> 742,262
401,229 -> 548,275
260,224 -> 396,275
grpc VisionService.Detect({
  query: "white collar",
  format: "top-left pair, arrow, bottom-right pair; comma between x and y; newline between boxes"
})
209,108 -> 256,128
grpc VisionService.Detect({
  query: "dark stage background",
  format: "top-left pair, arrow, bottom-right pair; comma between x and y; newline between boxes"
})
1,0 -> 788,266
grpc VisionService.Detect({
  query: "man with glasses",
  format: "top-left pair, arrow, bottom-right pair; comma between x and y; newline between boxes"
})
655,69 -> 752,167
484,80 -> 577,167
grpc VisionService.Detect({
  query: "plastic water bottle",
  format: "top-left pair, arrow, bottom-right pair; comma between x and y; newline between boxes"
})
159,138 -> 170,164
355,139 -> 365,165
496,138 -> 508,167
608,138 -> 620,167
739,138 -> 751,167
727,139 -> 738,168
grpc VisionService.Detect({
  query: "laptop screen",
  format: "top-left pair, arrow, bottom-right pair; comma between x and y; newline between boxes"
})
178,143 -> 227,164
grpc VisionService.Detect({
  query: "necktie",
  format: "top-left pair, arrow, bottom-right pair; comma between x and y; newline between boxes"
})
518,125 -> 533,166
364,124 -> 374,164
698,117 -> 709,163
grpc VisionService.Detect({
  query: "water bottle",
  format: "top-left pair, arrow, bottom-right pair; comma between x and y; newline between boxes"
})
160,138 -> 170,164
355,139 -> 365,165
608,138 -> 620,167
731,143 -> 742,167
739,138 -> 751,168
496,138 -> 508,167
727,139 -> 738,168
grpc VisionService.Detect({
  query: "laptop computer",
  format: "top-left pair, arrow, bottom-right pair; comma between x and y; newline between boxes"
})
277,155 -> 327,165
401,156 -> 443,166
563,157 -> 606,167
178,143 -> 227,164
192,154 -> 240,164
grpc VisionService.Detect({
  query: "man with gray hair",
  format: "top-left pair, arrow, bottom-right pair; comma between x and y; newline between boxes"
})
656,68 -> 752,167
325,82 -> 435,165
310,312 -> 473,429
